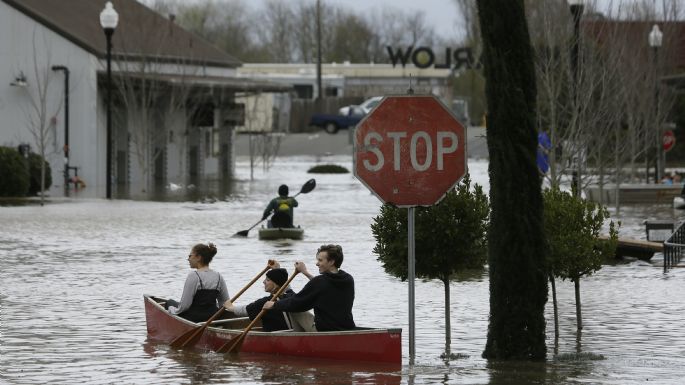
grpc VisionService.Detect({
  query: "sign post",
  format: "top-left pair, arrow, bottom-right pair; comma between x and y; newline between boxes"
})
663,130 -> 675,153
353,95 -> 467,364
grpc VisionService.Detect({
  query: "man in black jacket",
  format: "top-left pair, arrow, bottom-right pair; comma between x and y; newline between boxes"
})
263,244 -> 355,332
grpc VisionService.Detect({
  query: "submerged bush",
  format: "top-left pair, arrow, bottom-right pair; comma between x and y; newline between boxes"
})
307,164 -> 349,174
0,146 -> 30,197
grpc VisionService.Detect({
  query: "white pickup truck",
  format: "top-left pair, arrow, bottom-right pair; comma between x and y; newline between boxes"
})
338,96 -> 383,116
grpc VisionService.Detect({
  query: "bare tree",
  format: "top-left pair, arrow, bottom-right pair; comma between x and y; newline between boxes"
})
21,29 -> 64,205
235,91 -> 282,180
111,13 -> 200,196
257,1 -> 296,63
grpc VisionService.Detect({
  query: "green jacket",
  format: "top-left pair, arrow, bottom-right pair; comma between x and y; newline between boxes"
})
263,196 -> 299,221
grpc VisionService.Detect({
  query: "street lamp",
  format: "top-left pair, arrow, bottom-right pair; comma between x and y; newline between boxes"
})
51,65 -> 70,194
315,0 -> 323,103
649,24 -> 663,182
100,1 -> 118,199
568,0 -> 584,196
568,0 -> 584,85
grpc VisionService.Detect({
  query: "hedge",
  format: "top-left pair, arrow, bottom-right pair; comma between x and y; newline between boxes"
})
0,146 -> 30,197
307,164 -> 349,174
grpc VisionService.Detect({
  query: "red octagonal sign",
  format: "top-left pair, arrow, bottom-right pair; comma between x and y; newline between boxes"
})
354,95 -> 467,207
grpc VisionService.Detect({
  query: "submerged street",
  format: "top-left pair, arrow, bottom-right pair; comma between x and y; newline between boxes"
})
1,155 -> 684,384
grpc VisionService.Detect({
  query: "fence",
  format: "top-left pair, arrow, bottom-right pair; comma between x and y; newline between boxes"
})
663,221 -> 685,271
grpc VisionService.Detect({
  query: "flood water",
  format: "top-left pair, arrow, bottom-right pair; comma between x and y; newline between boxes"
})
1,155 -> 684,384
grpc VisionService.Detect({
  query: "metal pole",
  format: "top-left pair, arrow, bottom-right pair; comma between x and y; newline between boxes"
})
654,46 -> 662,182
105,28 -> 113,199
570,3 -> 583,197
51,66 -> 70,193
316,0 -> 323,102
64,69 -> 69,189
408,206 -> 416,365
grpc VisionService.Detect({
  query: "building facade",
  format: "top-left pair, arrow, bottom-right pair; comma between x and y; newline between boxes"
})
0,0 -> 287,199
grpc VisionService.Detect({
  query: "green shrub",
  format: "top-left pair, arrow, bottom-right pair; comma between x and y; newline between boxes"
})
0,147 -> 30,197
28,152 -> 52,196
307,164 -> 349,174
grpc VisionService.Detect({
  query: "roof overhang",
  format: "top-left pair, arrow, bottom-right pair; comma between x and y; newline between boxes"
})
97,71 -> 293,93
663,73 -> 685,92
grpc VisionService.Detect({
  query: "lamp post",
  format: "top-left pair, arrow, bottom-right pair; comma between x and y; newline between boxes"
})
315,0 -> 323,103
649,24 -> 663,183
568,0 -> 584,196
51,65 -> 70,194
100,1 -> 118,199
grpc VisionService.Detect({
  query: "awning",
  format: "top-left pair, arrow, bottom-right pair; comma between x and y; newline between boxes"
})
662,73 -> 685,92
98,71 -> 292,93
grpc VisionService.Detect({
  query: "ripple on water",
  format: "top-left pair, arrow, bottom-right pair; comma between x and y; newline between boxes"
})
1,157 -> 685,384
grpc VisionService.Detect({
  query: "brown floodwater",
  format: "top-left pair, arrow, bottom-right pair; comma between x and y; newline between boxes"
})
1,156 -> 683,384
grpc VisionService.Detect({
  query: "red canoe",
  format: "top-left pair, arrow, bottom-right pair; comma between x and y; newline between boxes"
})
144,295 -> 402,364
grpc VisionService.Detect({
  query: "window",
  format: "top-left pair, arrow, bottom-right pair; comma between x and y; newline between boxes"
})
293,84 -> 314,99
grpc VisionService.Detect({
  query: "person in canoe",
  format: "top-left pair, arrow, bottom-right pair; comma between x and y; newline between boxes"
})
263,184 -> 298,228
263,244 -> 355,331
164,243 -> 230,323
222,267 -> 297,332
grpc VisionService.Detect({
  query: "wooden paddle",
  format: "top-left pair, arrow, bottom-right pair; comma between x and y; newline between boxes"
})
215,270 -> 300,353
169,260 -> 275,348
234,179 -> 317,237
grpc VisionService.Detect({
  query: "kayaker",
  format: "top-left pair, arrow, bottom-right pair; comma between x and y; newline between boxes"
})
223,267 -> 297,332
165,243 -> 230,323
263,244 -> 356,332
262,184 -> 298,228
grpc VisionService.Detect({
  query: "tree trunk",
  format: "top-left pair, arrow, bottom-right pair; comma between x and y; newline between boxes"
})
478,0 -> 548,360
249,134 -> 255,180
444,278 -> 451,357
574,277 -> 582,331
550,275 -> 559,341
40,155 -> 45,206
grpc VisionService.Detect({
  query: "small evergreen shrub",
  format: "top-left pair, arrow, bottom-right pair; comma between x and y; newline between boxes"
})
28,152 -> 52,196
307,164 -> 349,174
0,146 -> 30,197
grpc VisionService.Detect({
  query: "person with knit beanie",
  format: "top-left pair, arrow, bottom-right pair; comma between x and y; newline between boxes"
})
223,266 -> 295,331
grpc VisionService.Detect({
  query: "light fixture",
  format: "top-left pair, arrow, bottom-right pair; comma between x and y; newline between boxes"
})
10,71 -> 27,87
648,24 -> 663,48
99,1 -> 119,30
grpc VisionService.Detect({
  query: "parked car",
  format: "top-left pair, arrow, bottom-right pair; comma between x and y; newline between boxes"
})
309,112 -> 364,134
309,96 -> 383,134
451,98 -> 470,126
338,96 -> 383,116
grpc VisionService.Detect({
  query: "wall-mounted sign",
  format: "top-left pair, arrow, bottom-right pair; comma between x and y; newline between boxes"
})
386,46 -> 481,70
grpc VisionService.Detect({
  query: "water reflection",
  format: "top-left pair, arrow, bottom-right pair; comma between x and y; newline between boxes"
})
142,339 -> 402,385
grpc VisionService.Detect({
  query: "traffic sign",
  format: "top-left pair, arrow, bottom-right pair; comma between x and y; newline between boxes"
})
663,130 -> 676,152
353,95 -> 467,207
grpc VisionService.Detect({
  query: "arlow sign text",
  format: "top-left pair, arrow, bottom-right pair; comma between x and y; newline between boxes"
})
386,46 -> 481,70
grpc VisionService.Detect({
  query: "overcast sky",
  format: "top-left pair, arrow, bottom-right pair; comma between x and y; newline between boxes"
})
323,0 -> 461,40
245,0 -> 462,40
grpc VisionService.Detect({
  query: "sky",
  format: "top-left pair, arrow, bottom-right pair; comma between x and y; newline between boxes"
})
324,0 -> 461,40
248,0 -> 463,41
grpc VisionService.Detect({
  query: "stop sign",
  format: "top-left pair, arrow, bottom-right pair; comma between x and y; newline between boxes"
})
663,130 -> 676,152
353,95 -> 467,207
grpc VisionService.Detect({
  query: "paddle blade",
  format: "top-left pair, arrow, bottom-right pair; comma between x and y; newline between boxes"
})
234,230 -> 249,237
170,327 -> 203,348
216,333 -> 245,354
299,179 -> 316,194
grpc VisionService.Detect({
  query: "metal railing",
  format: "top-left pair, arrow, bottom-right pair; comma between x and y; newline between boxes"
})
663,221 -> 685,272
